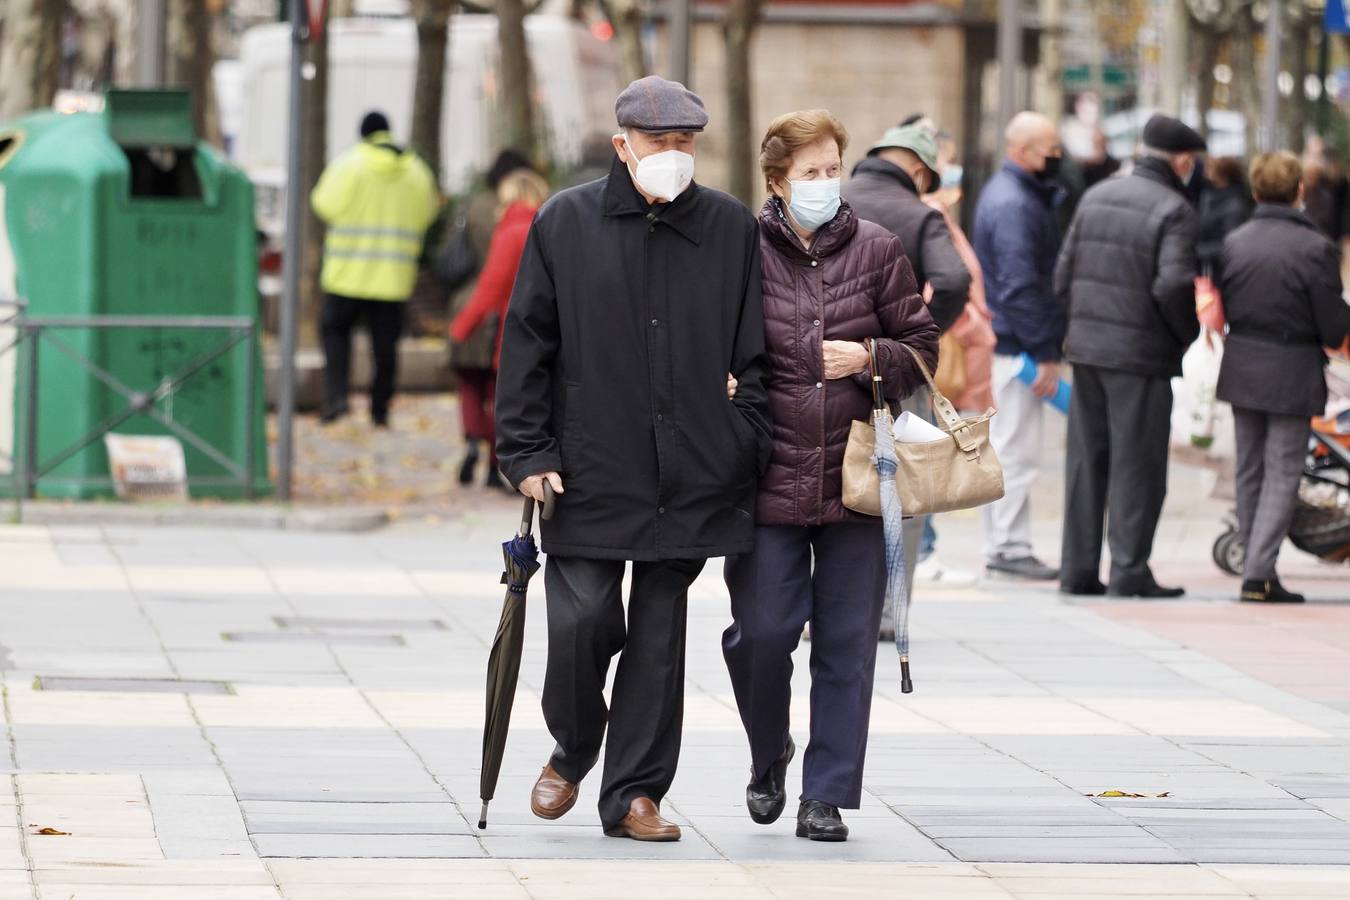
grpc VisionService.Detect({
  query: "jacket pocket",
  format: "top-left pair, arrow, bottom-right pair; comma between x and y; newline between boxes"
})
560,383 -> 584,464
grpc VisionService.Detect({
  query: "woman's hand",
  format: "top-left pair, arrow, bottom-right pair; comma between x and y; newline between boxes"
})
823,340 -> 870,380
727,373 -> 739,399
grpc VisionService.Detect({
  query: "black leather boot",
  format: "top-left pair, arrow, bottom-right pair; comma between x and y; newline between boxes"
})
1240,578 -> 1305,604
796,800 -> 848,842
746,737 -> 794,825
458,441 -> 480,485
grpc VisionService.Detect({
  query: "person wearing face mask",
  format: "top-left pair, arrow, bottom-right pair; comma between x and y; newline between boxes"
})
971,111 -> 1067,583
843,122 -> 974,597
722,109 -> 938,842
1053,114 -> 1205,598
495,76 -> 772,843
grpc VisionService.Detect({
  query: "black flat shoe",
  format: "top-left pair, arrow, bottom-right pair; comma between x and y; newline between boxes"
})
1240,578 -> 1305,604
1108,580 -> 1184,599
796,800 -> 848,842
458,441 -> 480,485
1060,579 -> 1107,596
746,737 -> 795,825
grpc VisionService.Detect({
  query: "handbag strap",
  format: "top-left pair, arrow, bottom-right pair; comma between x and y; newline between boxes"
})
895,342 -> 981,456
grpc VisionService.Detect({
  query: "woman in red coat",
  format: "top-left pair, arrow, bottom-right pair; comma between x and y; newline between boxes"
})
449,169 -> 550,486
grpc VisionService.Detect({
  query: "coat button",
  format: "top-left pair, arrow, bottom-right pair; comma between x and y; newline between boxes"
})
656,413 -> 664,422
651,319 -> 658,327
810,260 -> 818,267
658,506 -> 665,514
815,446 -> 822,452
816,382 -> 823,389
813,319 -> 820,326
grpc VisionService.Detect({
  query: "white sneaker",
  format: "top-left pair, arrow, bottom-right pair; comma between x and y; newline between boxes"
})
914,555 -> 979,589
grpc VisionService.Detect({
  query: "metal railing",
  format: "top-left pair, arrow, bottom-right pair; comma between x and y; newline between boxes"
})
0,301 -> 261,502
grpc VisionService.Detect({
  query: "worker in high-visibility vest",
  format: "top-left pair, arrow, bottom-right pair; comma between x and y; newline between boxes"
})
311,111 -> 439,427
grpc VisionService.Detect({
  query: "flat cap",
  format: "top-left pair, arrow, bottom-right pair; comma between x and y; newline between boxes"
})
1142,114 -> 1206,153
615,76 -> 708,134
869,124 -> 941,184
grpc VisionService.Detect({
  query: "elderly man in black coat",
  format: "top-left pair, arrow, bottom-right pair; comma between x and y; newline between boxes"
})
1217,152 -> 1350,603
495,76 -> 772,842
1054,114 -> 1204,598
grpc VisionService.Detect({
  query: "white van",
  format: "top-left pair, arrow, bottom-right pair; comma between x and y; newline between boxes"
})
235,14 -> 621,237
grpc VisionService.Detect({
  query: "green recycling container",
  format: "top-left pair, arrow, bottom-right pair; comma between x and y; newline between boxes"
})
0,90 -> 269,499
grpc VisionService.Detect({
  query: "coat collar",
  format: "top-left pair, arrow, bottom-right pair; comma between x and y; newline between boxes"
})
1252,203 -> 1320,230
602,154 -> 703,245
852,157 -> 920,196
1000,158 -> 1060,205
1132,155 -> 1189,198
758,195 -> 860,264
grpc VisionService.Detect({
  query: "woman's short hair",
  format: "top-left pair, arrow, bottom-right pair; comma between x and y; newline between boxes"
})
497,169 -> 550,210
1248,151 -> 1302,204
759,110 -> 849,191
1208,156 -> 1244,189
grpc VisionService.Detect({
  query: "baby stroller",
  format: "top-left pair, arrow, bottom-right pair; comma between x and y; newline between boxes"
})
1212,421 -> 1350,574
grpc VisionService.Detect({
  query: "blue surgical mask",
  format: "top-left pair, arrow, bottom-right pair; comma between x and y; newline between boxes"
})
786,178 -> 841,232
940,165 -> 964,189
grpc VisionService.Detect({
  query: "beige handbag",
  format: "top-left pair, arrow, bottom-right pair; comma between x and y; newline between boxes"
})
933,331 -> 967,400
842,342 -> 1004,517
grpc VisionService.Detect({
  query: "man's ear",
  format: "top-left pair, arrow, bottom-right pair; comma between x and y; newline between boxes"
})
611,133 -> 629,165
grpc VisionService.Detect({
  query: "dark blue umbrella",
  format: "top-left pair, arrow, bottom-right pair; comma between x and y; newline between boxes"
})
478,483 -> 554,829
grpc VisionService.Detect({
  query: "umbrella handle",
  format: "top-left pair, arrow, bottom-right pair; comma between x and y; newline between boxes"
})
519,481 -> 557,536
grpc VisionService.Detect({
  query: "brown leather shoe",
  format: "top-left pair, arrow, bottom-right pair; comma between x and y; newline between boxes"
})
530,764 -> 578,820
603,797 -> 681,842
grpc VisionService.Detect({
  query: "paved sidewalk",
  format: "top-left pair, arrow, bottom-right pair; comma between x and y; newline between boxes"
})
0,424 -> 1348,897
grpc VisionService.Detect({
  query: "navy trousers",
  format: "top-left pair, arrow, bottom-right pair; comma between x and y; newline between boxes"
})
723,522 -> 887,809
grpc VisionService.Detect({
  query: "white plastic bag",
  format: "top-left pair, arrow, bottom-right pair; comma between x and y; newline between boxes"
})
1183,330 -> 1224,449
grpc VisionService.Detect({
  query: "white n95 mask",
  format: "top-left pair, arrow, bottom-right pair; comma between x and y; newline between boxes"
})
620,134 -> 695,202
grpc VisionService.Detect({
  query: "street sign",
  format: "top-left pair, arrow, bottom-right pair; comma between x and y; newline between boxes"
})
1329,0 -> 1349,35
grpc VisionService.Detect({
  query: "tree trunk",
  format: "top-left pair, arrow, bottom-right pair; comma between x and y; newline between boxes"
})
605,0 -> 646,85
722,0 -> 762,206
300,14 -> 329,348
165,0 -> 219,145
1194,25 -> 1219,140
0,0 -> 66,120
411,0 -> 454,185
1288,15 -> 1310,155
1234,9 -> 1260,158
496,0 -> 535,156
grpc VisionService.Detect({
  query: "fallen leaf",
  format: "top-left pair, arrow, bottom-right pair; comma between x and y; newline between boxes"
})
31,826 -> 70,836
1156,792 -> 1171,798
1093,790 -> 1146,798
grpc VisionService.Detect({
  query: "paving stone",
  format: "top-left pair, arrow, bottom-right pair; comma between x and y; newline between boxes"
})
252,833 -> 486,859
35,676 -> 232,694
273,617 -> 448,631
221,633 -> 406,647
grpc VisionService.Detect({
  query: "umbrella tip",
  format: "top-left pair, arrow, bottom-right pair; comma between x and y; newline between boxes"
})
901,659 -> 913,694
478,802 -> 489,830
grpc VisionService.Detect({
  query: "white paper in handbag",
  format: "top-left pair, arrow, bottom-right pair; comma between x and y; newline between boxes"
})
894,411 -> 947,443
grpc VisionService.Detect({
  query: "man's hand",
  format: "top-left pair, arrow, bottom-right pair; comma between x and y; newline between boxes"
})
519,471 -> 564,502
823,340 -> 870,380
1031,361 -> 1060,399
727,373 -> 739,399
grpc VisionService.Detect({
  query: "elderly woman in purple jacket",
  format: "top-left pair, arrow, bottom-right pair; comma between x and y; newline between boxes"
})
723,109 -> 939,842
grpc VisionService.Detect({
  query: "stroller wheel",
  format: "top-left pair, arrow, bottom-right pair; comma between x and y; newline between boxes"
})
1212,530 -> 1244,576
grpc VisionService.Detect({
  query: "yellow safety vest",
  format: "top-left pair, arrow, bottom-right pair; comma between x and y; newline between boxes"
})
310,134 -> 439,301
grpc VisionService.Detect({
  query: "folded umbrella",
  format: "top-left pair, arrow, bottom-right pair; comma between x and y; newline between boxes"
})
478,482 -> 555,829
870,345 -> 914,693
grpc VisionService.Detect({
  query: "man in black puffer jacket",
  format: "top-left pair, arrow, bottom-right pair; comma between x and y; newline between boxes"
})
1054,114 -> 1204,598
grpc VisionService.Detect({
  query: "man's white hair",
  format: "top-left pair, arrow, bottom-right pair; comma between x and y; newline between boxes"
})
1004,111 -> 1054,149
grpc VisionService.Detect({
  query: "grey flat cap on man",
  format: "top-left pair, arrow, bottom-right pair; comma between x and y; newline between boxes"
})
615,76 -> 708,134
1142,114 -> 1206,153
